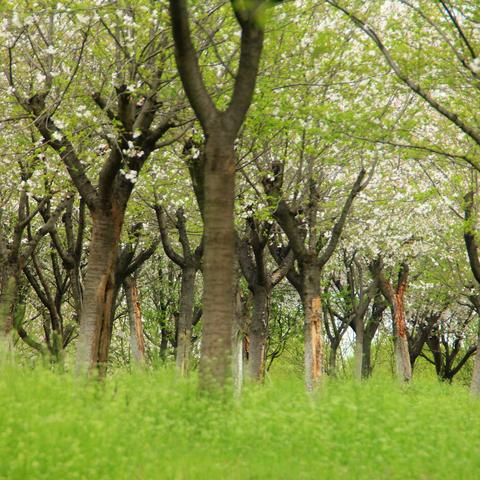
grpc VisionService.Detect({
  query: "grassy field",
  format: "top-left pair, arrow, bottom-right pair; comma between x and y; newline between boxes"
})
0,366 -> 478,479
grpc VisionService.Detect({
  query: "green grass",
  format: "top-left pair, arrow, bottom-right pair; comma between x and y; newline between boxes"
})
0,366 -> 479,479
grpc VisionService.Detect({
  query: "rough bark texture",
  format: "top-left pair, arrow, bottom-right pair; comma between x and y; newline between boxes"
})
199,137 -> 236,387
75,208 -> 124,375
328,342 -> 339,376
302,260 -> 323,391
471,323 -> 480,396
265,160 -> 368,389
19,25 -> 176,374
238,221 -> 293,382
373,259 -> 412,382
392,289 -> 412,382
170,0 -> 266,390
156,205 -> 201,376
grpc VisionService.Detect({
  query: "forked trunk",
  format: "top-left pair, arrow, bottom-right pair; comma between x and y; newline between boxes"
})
124,276 -> 146,366
199,137 -> 236,389
248,285 -> 269,382
176,266 -> 196,375
75,207 -> 124,375
302,261 -> 323,391
392,292 -> 412,382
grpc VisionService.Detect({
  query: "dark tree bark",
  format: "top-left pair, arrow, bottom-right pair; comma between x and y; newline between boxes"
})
408,311 -> 442,370
8,19 -> 180,374
327,255 -> 381,379
328,1 -> 480,390
94,225 -> 159,373
238,218 -> 294,381
0,190 -> 70,352
42,195 -> 85,326
362,292 -> 386,378
264,161 -> 368,390
169,0 -> 273,388
343,257 -> 379,380
156,205 -> 202,375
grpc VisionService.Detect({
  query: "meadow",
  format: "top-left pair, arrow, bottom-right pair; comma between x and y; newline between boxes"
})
0,366 -> 478,479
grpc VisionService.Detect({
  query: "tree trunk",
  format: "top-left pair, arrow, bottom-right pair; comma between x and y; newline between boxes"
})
75,207 -> 124,375
302,261 -> 323,391
199,136 -> 236,389
159,326 -> 169,362
361,334 -> 373,379
176,265 -> 196,375
69,264 -> 83,323
328,341 -> 339,377
354,315 -> 364,381
124,276 -> 146,366
248,284 -> 269,382
392,293 -> 412,382
0,263 -> 20,351
232,329 -> 244,397
471,319 -> 480,396
232,286 -> 248,395
362,295 -> 385,379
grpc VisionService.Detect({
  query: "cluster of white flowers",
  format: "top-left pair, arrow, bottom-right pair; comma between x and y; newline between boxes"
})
51,131 -> 63,142
120,169 -> 138,184
35,72 -> 46,84
19,179 -> 31,191
122,141 -> 144,158
76,105 -> 93,119
127,81 -> 142,93
470,57 -> 480,74
191,147 -> 200,160
76,13 -> 90,25
45,45 -> 56,55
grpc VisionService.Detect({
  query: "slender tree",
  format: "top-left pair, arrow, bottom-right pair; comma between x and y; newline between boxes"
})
264,160 -> 368,389
156,205 -> 202,375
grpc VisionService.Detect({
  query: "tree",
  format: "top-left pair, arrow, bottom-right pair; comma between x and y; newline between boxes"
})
263,158 -> 368,389
156,205 -> 202,375
238,217 -> 294,381
327,0 -> 480,393
3,2 -> 182,373
169,0 -> 279,388
0,166 -> 70,353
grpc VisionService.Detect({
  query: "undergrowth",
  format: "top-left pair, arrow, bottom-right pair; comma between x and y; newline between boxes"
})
0,366 -> 478,479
